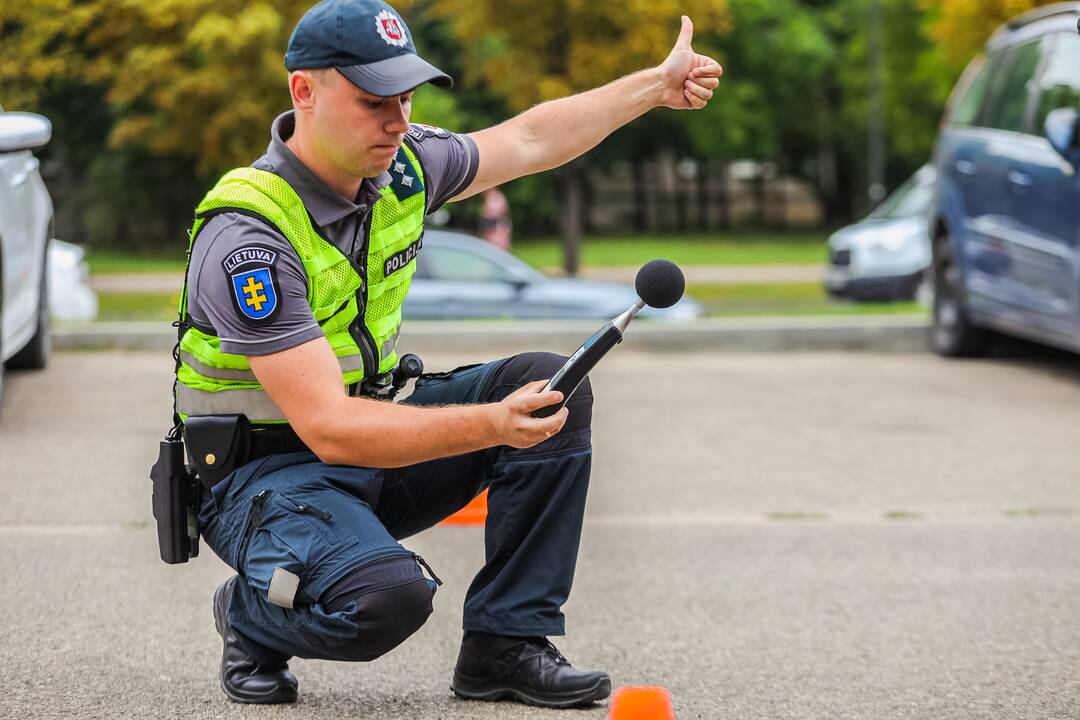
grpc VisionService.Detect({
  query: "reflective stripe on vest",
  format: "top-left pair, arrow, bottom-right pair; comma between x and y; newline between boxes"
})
179,350 -> 364,383
177,384 -> 287,422
381,323 -> 401,362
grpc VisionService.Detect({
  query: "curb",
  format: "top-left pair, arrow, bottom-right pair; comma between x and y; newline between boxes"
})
53,316 -> 931,354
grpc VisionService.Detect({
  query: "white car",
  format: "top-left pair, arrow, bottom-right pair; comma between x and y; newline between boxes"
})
49,239 -> 97,322
0,108 -> 54,415
825,165 -> 936,302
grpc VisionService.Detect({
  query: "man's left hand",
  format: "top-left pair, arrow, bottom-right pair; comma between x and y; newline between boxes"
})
657,16 -> 723,110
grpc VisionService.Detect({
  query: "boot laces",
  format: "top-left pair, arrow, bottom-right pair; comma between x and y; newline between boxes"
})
541,638 -> 569,666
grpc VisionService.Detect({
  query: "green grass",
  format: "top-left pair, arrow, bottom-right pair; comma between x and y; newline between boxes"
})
94,283 -> 926,322
513,231 -> 829,268
87,232 -> 830,274
686,282 -> 927,318
884,511 -> 922,521
1004,508 -> 1042,518
98,291 -> 181,321
87,249 -> 188,274
766,511 -> 829,522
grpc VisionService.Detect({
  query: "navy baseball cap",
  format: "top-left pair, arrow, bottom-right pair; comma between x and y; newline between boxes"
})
285,0 -> 453,96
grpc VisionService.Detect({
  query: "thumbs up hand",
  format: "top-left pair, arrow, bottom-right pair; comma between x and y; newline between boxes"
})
657,16 -> 723,110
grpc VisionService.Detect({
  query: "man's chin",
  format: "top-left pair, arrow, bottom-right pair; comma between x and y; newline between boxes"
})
360,157 -> 395,179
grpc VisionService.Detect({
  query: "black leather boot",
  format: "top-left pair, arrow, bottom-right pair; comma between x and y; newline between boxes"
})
451,631 -> 611,708
213,578 -> 299,704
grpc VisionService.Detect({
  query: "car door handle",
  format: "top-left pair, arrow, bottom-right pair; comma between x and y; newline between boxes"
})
955,159 -> 977,176
1007,169 -> 1033,188
10,157 -> 38,187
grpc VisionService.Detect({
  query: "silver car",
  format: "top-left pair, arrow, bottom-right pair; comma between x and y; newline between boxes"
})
0,108 -> 53,415
825,165 -> 936,302
404,230 -> 703,320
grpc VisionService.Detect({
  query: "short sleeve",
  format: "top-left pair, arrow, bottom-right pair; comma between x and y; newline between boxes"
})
185,213 -> 324,356
403,124 -> 480,214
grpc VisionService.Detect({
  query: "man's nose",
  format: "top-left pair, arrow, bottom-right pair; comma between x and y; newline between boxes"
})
386,101 -> 409,134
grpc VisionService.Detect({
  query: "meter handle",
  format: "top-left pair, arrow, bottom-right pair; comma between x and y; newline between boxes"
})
531,323 -> 622,419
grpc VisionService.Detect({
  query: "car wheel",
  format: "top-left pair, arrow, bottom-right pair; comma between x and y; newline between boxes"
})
0,257 -> 5,419
7,247 -> 50,370
930,231 -> 989,357
914,270 -> 933,306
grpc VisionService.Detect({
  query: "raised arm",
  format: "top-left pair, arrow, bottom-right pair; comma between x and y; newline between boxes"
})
453,16 -> 722,201
247,338 -> 568,468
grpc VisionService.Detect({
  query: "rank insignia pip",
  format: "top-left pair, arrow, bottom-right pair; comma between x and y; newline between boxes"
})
389,147 -> 425,201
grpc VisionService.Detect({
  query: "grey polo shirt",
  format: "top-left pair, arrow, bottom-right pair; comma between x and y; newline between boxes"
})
185,111 -> 478,356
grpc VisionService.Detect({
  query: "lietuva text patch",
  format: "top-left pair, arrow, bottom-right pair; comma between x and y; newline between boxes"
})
384,235 -> 423,278
223,246 -> 280,326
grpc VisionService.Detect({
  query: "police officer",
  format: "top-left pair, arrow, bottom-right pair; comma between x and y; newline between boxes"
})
178,0 -> 722,708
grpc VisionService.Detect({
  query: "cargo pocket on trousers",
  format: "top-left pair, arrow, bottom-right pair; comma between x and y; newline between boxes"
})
237,491 -> 345,604
276,493 -> 341,544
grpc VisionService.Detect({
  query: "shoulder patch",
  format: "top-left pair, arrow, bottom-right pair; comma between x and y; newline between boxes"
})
407,123 -> 451,142
222,246 -> 280,326
389,146 -> 425,202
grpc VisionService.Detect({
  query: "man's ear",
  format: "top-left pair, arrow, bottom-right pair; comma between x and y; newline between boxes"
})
289,71 -> 317,112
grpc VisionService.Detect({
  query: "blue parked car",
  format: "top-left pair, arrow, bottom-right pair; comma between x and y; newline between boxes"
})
929,3 -> 1080,356
402,229 -> 703,321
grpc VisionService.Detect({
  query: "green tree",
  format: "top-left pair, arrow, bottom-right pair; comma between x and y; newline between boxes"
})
0,0 -> 313,247
686,0 -> 836,221
827,0 -> 954,216
410,0 -> 730,273
6,0 -> 1009,253
2,0 -> 308,175
923,0 -> 1059,71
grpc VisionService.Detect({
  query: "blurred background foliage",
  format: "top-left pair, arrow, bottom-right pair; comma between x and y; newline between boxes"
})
0,0 -> 1063,253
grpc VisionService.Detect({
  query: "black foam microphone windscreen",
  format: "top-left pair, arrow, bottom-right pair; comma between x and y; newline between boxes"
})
635,259 -> 685,309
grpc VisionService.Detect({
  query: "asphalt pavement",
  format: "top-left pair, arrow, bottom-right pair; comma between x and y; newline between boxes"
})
1,348 -> 1079,719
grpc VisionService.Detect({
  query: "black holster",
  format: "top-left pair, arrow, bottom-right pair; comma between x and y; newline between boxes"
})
150,435 -> 201,565
149,415 -> 250,565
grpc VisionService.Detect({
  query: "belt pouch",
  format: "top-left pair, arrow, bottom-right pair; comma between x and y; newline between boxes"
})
183,414 -> 251,489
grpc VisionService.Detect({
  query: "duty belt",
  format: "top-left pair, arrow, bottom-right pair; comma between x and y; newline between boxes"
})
181,355 -> 425,489
184,415 -> 311,489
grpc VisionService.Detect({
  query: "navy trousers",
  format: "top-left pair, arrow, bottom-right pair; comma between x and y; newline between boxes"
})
198,352 -> 593,665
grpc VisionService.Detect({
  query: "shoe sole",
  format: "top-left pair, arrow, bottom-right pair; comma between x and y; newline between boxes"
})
451,673 -> 612,709
213,581 -> 298,705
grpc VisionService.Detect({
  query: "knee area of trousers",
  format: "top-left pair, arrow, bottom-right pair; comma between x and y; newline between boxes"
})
497,352 -> 593,429
353,579 -> 434,660
320,559 -> 435,662
500,351 -> 568,386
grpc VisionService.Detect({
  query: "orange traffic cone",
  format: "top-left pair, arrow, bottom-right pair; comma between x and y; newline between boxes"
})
609,686 -> 675,720
439,489 -> 488,526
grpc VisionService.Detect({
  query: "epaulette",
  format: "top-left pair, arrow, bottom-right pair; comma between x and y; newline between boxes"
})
388,146 -> 425,202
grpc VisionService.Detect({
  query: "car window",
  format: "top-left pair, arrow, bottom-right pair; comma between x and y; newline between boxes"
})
421,246 -> 511,282
980,39 -> 1044,133
868,172 -> 932,219
412,252 -> 432,279
949,56 -> 994,127
1032,32 -> 1080,133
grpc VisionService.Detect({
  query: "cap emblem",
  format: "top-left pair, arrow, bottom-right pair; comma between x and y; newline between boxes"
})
376,10 -> 407,47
